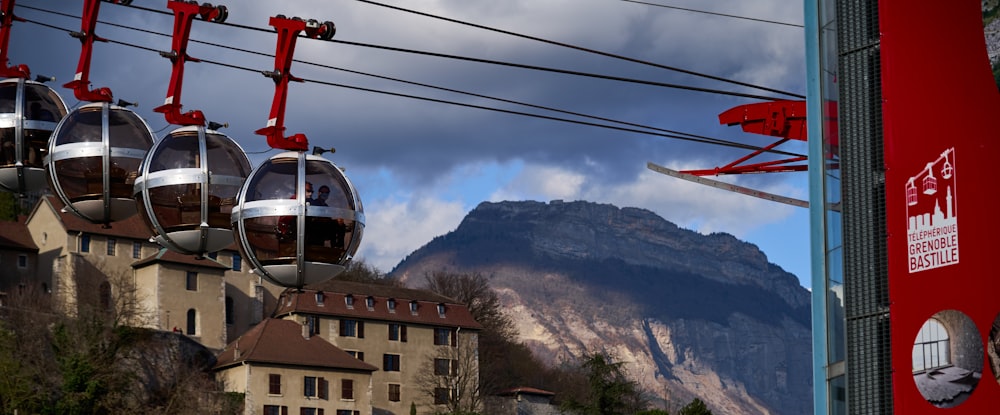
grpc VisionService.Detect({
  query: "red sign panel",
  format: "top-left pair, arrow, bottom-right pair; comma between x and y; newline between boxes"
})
881,0 -> 1000,413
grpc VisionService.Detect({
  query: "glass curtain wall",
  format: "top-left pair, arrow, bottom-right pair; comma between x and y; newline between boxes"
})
807,0 -> 844,413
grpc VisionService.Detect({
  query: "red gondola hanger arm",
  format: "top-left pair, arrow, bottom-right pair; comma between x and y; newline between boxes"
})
62,0 -> 128,102
0,0 -> 30,78
681,99 -> 811,177
154,0 -> 227,126
256,16 -> 335,151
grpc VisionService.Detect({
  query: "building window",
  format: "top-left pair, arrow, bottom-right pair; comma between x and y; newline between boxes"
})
388,323 -> 407,342
106,238 -> 116,256
186,309 -> 197,335
299,408 -> 320,415
410,300 -> 419,314
263,405 -> 286,415
383,354 -> 400,372
132,241 -> 142,259
387,298 -> 396,312
434,358 -> 458,376
347,350 -> 364,362
268,374 -> 282,395
225,296 -> 234,325
80,234 -> 90,252
231,252 -> 242,271
304,376 -> 317,398
365,296 -> 374,310
186,272 -> 197,291
434,327 -> 456,346
307,315 -> 320,336
434,387 -> 451,405
345,294 -> 354,308
99,281 -> 112,311
913,318 -> 950,372
335,411 -> 359,415
315,291 -> 325,306
437,303 -> 446,317
388,384 -> 401,402
17,254 -> 27,269
339,319 -> 363,338
341,379 -> 354,400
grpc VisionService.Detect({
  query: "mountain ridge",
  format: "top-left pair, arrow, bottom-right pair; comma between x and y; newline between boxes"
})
391,199 -> 812,414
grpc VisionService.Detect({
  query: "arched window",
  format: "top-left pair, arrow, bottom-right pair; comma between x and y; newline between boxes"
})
99,281 -> 112,311
186,309 -> 197,335
913,318 -> 949,372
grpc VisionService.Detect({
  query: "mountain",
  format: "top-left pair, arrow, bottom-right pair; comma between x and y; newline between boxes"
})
390,200 -> 812,415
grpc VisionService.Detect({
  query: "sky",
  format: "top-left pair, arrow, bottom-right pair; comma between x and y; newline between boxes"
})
8,0 -> 813,287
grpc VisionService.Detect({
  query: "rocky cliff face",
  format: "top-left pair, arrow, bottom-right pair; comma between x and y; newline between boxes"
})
392,200 -> 812,415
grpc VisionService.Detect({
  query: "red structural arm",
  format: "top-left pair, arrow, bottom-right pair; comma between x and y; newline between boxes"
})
718,99 -> 809,141
154,1 -> 227,126
62,0 -> 119,102
256,16 -> 335,151
0,0 -> 30,78
681,99 -> 839,176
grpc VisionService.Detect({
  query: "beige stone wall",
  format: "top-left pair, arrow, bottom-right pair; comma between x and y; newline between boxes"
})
222,250 -> 286,342
284,313 -> 479,414
154,263 -> 228,350
220,363 -> 372,415
25,201 -> 68,305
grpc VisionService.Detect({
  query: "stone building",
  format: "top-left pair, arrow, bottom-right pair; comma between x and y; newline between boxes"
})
272,280 -> 483,415
0,196 -> 484,414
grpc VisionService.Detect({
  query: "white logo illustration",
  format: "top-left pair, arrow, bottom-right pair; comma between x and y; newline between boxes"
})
906,148 -> 958,273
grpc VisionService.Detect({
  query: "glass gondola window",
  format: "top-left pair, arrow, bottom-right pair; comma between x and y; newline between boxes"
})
47,103 -> 153,224
135,126 -> 250,255
0,79 -> 68,194
233,152 -> 364,288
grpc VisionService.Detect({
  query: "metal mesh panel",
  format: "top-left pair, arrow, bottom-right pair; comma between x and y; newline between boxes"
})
837,0 -> 893,413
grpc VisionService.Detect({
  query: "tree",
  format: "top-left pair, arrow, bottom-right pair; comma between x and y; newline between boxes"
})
678,398 -> 713,415
415,334 -> 482,414
335,258 -> 400,285
558,352 -> 649,415
0,261 -> 234,414
422,271 -> 518,395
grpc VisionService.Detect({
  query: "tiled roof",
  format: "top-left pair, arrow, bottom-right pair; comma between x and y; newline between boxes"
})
274,282 -> 483,330
34,195 -> 155,240
213,318 -> 378,372
0,216 -> 37,251
131,248 -> 230,270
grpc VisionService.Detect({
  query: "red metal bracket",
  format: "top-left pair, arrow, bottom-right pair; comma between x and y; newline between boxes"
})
678,100 -> 809,176
153,0 -> 228,126
0,0 -> 30,79
256,16 -> 335,151
681,99 -> 839,176
62,0 -> 125,102
718,99 -> 809,141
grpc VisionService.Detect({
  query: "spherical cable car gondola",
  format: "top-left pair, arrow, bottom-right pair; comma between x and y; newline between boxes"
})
134,125 -> 250,255
232,151 -> 363,288
46,102 -> 154,223
0,78 -> 68,194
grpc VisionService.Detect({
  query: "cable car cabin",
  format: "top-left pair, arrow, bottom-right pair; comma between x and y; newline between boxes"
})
0,78 -> 68,194
46,102 -> 154,224
134,125 -> 250,256
232,151 -> 364,288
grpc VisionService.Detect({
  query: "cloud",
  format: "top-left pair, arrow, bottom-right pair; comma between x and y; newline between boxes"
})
355,192 -> 467,272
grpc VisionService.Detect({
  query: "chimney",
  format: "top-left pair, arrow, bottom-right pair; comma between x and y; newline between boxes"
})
234,340 -> 241,359
302,317 -> 311,339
